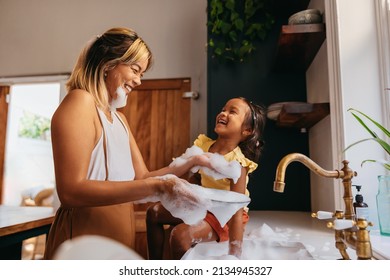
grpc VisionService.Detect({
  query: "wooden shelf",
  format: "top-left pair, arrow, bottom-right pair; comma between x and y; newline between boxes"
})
273,23 -> 326,72
276,102 -> 330,129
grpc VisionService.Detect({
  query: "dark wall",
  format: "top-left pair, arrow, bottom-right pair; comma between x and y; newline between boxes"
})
207,3 -> 311,211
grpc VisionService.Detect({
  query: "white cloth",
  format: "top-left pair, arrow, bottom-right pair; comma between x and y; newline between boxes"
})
87,108 -> 135,181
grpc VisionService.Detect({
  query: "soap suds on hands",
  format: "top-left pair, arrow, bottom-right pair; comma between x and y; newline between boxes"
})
169,145 -> 242,183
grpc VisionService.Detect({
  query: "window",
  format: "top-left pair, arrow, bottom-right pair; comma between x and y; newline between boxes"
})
375,0 -> 390,129
1,81 -> 64,205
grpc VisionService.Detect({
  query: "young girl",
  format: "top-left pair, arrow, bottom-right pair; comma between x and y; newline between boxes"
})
146,97 -> 266,259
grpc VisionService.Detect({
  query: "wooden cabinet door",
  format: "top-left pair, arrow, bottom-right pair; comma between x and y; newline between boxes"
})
119,78 -> 192,171
120,78 -> 192,259
0,86 -> 9,203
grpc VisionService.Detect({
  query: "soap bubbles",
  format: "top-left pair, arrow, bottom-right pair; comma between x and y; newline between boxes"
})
170,145 -> 241,183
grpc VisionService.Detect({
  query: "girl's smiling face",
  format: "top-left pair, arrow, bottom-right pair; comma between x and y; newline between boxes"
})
215,98 -> 252,140
105,58 -> 148,109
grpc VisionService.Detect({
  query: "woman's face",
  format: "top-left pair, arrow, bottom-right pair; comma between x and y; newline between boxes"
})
105,58 -> 148,110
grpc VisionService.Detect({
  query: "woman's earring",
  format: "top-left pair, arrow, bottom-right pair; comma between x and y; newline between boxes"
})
104,72 -> 107,78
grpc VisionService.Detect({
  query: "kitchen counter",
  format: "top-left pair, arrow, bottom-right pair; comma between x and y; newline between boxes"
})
370,230 -> 390,259
182,211 -> 390,260
0,205 -> 54,259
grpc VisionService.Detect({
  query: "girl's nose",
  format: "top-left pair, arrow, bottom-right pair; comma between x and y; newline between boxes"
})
216,112 -> 226,122
219,111 -> 227,117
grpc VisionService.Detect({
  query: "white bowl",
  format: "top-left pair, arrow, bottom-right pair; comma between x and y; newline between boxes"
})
288,9 -> 322,25
291,9 -> 321,17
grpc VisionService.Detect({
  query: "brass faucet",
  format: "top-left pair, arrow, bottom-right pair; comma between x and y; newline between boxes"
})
273,153 -> 373,260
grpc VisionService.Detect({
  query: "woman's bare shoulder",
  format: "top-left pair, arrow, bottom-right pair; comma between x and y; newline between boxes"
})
63,89 -> 95,106
59,89 -> 95,111
53,89 -> 96,123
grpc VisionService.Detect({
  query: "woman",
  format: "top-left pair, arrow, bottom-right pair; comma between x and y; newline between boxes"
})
44,27 -> 210,259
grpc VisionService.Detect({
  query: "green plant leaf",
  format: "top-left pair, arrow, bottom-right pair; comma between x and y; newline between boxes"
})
207,0 -> 274,62
221,22 -> 232,34
349,112 -> 377,138
377,138 -> 390,155
348,108 -> 390,138
210,0 -> 222,17
361,159 -> 390,170
345,108 -> 390,171
234,18 -> 244,31
231,11 -> 239,21
344,138 -> 373,152
229,30 -> 238,42
244,0 -> 256,18
214,47 -> 223,56
225,0 -> 235,11
344,137 -> 390,156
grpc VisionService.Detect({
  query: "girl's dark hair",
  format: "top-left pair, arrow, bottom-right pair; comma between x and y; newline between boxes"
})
238,97 -> 267,162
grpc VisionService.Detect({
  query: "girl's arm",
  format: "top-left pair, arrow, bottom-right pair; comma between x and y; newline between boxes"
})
227,166 -> 248,258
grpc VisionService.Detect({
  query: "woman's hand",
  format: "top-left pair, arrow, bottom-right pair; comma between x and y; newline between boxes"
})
154,175 -> 210,225
159,175 -> 203,203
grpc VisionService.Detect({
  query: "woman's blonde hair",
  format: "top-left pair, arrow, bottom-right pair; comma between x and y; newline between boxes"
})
66,27 -> 153,110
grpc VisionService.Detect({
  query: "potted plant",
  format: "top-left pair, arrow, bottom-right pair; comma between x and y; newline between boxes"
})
344,108 -> 390,236
207,0 -> 274,62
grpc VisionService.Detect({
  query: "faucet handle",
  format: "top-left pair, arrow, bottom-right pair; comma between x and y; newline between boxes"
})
311,211 -> 334,219
356,218 -> 373,229
327,219 -> 355,230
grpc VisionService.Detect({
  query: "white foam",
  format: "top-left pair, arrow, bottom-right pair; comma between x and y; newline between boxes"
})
110,86 -> 128,110
169,145 -> 242,183
182,223 -> 314,260
190,186 -> 250,226
134,175 -> 250,226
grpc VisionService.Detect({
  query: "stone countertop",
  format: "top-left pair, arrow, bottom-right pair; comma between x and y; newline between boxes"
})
247,211 -> 390,260
182,210 -> 390,260
244,210 -> 352,260
369,230 -> 390,259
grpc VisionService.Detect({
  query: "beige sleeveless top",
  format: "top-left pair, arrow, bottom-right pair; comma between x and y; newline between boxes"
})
44,108 -> 136,259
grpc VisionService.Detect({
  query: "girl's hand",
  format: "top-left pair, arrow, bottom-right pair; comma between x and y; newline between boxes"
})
229,240 -> 242,258
192,153 -> 212,169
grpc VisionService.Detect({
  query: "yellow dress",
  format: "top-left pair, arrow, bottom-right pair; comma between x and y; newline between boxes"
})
194,134 -> 258,198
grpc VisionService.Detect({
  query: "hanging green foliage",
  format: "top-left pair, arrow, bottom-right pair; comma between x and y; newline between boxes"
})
207,0 -> 274,62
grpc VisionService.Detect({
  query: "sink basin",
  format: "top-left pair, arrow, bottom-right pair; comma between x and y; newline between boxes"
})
181,239 -> 313,260
181,223 -> 314,260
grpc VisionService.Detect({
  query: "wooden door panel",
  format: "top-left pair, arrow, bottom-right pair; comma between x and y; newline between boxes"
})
0,86 -> 10,203
120,78 -> 191,259
119,78 -> 191,170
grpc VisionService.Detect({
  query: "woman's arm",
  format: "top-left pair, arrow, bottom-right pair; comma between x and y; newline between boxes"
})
227,166 -> 248,257
117,111 -> 211,179
52,90 -> 170,208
